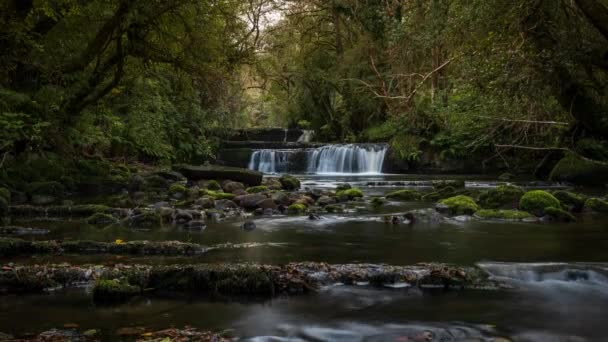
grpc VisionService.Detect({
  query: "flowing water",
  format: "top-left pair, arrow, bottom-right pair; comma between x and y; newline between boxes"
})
248,144 -> 388,174
2,174 -> 608,341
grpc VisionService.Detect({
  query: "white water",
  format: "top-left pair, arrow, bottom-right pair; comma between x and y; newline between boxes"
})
297,130 -> 314,143
248,144 -> 388,174
307,144 -> 387,175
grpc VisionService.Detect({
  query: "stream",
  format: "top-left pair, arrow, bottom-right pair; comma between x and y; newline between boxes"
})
1,174 -> 608,341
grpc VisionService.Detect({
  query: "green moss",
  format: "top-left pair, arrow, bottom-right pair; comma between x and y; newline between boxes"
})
246,186 -> 269,193
0,187 -> 10,203
92,279 -> 139,303
439,195 -> 480,215
370,197 -> 386,207
279,175 -> 301,190
544,207 -> 577,222
549,153 -> 608,185
143,175 -> 169,190
85,212 -> 119,225
169,183 -> 187,195
478,184 -> 524,209
585,198 -> 608,213
552,191 -> 586,212
336,188 -> 364,200
385,189 -> 421,201
25,181 -> 65,196
519,190 -> 561,217
287,203 -> 307,215
432,180 -> 465,190
325,204 -> 344,213
336,183 -> 351,192
474,209 -> 534,220
206,180 -> 221,190
128,211 -> 162,228
204,190 -> 235,200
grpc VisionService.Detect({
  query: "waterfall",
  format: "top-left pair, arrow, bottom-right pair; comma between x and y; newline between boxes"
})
248,144 -> 388,174
248,150 -> 294,174
307,144 -> 387,175
297,130 -> 314,143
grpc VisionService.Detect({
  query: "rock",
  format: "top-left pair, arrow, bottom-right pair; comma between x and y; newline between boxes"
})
31,194 -> 57,205
288,203 -> 307,215
279,175 -> 301,190
336,188 -> 364,201
272,191 -> 291,206
127,210 -> 161,228
370,197 -> 386,207
155,170 -> 186,181
552,190 -> 586,212
519,190 -> 561,217
175,164 -> 263,186
584,198 -> 608,213
544,207 -> 577,222
184,220 -> 206,230
385,189 -> 422,201
549,153 -> 608,185
92,279 -> 139,304
477,184 -> 524,209
437,195 -> 479,215
474,209 -> 534,221
85,213 -> 118,225
156,207 -> 175,222
169,183 -> 187,199
246,185 -> 269,193
452,215 -> 473,222
26,181 -> 65,199
262,177 -> 282,190
205,209 -> 222,221
234,193 -> 268,210
308,213 -> 321,220
241,220 -> 256,231
174,209 -> 194,223
223,181 -> 245,193
264,208 -> 274,216
317,196 -> 336,206
432,180 -> 465,190
195,196 -> 215,209
153,201 -> 170,208
336,183 -> 351,191
256,198 -> 277,210
214,199 -> 238,211
143,175 -> 170,190
253,208 -> 264,216
205,180 -> 222,190
128,174 -> 145,192
325,204 -> 343,213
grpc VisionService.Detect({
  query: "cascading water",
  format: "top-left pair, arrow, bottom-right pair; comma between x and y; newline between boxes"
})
307,144 -> 387,175
248,144 -> 388,174
248,150 -> 294,174
297,130 -> 314,143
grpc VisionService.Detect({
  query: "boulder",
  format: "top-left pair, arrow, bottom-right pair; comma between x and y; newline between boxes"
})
317,196 -> 337,207
256,198 -> 277,210
437,195 -> 479,215
385,189 -> 422,201
234,193 -> 268,210
241,220 -> 256,231
184,220 -> 206,230
215,199 -> 239,211
549,153 -> 608,185
584,198 -> 608,213
223,181 -> 245,193
175,164 -> 263,186
195,197 -> 215,209
262,178 -> 282,190
519,190 -> 561,217
477,184 -> 524,209
279,175 -> 300,190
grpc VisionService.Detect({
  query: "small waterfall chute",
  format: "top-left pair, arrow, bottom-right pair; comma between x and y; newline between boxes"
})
307,144 -> 387,175
248,150 -> 294,174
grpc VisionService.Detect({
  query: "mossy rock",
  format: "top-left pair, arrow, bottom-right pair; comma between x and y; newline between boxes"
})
325,204 -> 344,213
85,212 -> 119,225
279,175 -> 301,191
544,207 -> 577,222
370,197 -> 386,207
246,186 -> 269,194
25,181 -> 65,197
336,183 -> 351,192
127,210 -> 162,228
204,190 -> 236,200
438,195 -> 480,215
206,180 -> 222,190
552,191 -> 586,212
477,184 -> 524,209
421,186 -> 462,202
549,153 -> 608,185
93,279 -> 139,303
432,180 -> 465,190
143,175 -> 170,190
519,190 -> 561,217
287,203 -> 307,215
169,183 -> 187,196
336,188 -> 364,201
474,209 -> 534,221
584,198 -> 608,213
385,189 -> 422,201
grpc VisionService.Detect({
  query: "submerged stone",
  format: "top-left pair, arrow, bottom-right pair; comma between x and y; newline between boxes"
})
92,279 -> 139,304
385,189 -> 422,201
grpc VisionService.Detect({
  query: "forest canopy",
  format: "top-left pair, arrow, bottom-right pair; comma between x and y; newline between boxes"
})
1,0 -> 607,174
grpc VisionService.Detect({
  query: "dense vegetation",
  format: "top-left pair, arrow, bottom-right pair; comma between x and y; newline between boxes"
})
1,0 -> 608,184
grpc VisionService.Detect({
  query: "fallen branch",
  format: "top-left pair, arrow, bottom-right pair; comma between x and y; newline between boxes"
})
476,116 -> 570,126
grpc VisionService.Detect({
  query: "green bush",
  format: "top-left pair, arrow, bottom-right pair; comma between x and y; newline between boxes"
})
519,190 -> 561,217
439,195 -> 480,215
